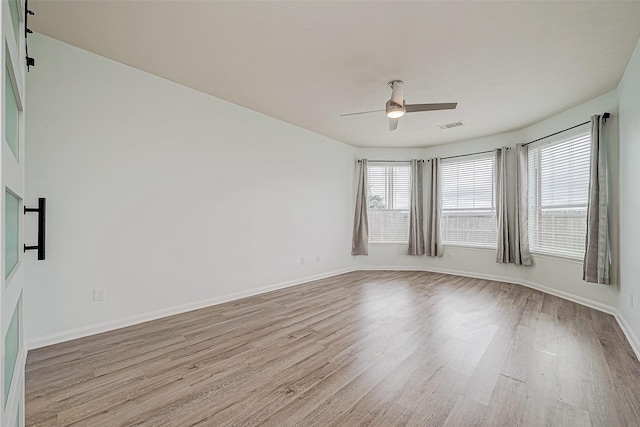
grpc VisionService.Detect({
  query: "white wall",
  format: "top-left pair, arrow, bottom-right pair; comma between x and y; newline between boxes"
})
355,91 -> 620,311
618,38 -> 640,350
24,34 -> 356,347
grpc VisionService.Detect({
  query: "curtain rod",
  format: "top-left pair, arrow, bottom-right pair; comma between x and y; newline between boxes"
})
437,147 -> 510,161
357,112 -> 609,164
357,159 -> 424,163
522,112 -> 610,147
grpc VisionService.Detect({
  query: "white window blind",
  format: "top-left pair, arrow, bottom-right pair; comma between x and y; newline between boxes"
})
367,163 -> 411,243
441,154 -> 497,247
527,127 -> 590,259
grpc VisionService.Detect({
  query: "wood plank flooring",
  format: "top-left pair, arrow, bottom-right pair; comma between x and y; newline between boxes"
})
25,271 -> 640,426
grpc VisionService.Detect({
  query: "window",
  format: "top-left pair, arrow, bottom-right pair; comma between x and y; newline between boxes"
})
367,163 -> 410,243
9,0 -> 20,42
441,154 -> 496,247
527,128 -> 590,259
5,66 -> 20,161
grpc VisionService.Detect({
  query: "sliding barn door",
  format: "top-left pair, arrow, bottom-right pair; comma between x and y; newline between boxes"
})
1,0 -> 27,425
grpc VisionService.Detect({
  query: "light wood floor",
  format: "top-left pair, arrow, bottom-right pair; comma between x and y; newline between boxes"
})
25,271 -> 640,426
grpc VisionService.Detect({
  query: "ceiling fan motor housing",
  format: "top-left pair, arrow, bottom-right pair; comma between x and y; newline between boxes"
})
386,99 -> 406,118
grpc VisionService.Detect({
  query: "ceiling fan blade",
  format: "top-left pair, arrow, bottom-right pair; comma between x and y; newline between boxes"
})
389,118 -> 399,131
405,103 -> 457,113
390,80 -> 404,106
340,109 -> 385,117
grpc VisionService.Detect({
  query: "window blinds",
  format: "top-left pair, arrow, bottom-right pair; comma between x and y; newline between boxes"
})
441,154 -> 497,247
367,163 -> 411,243
527,128 -> 590,259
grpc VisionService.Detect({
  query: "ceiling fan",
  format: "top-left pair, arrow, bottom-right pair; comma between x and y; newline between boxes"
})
341,80 -> 457,131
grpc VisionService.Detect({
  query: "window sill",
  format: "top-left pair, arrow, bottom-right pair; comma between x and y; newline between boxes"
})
443,244 -> 496,252
530,251 -> 583,264
369,243 -> 498,250
369,242 -> 408,246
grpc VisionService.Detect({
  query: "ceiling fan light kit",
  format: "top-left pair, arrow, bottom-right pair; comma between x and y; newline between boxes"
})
342,79 -> 458,132
385,100 -> 405,118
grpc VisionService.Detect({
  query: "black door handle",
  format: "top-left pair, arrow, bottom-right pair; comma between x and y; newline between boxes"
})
24,198 -> 45,260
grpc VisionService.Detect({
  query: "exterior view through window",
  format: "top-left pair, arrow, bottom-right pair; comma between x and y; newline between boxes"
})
367,163 -> 411,243
527,128 -> 591,258
441,154 -> 497,247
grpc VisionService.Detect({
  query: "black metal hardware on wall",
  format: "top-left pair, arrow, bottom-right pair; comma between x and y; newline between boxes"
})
25,0 -> 36,70
523,112 -> 611,147
24,198 -> 46,260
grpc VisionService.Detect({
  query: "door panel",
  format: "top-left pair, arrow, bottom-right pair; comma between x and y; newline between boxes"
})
4,189 -> 19,279
4,300 -> 19,405
5,67 -> 19,161
2,0 -> 26,425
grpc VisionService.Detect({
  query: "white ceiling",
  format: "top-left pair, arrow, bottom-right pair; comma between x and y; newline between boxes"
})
30,1 -> 640,148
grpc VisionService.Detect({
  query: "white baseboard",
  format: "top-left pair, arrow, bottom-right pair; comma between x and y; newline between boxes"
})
26,267 -> 356,350
613,311 -> 640,362
355,265 -> 617,314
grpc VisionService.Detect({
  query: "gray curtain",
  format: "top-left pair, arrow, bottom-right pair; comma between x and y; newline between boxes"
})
495,147 -> 512,263
583,115 -> 610,284
408,159 -> 425,255
426,158 -> 443,257
351,160 -> 369,255
514,144 -> 533,266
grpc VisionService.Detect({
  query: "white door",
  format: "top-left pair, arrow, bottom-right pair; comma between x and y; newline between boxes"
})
1,0 -> 27,425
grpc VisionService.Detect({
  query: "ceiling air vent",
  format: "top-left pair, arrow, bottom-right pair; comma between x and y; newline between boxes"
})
438,121 -> 464,130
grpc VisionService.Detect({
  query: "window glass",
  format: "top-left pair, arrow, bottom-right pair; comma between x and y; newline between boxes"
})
5,67 -> 20,161
442,154 -> 496,247
527,129 -> 590,258
9,0 -> 20,42
5,190 -> 19,279
367,163 -> 411,243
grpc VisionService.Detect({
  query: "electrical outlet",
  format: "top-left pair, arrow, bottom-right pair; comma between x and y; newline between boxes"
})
93,288 -> 105,302
300,257 -> 305,265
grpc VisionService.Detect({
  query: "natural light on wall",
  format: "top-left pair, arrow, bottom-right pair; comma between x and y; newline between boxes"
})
367,163 -> 411,243
527,127 -> 590,259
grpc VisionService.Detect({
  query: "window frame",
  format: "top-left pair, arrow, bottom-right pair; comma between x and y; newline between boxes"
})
440,152 -> 497,249
526,127 -> 591,260
366,161 -> 412,245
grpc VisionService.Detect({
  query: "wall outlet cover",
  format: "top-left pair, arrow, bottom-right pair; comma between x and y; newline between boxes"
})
93,288 -> 106,302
